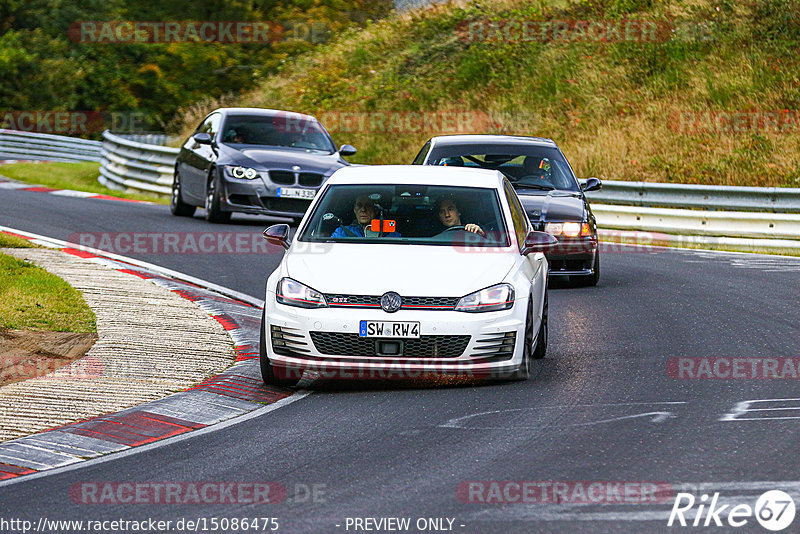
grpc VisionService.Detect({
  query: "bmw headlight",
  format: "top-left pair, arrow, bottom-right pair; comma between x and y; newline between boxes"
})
455,283 -> 514,313
276,278 -> 327,309
545,222 -> 591,237
225,165 -> 259,179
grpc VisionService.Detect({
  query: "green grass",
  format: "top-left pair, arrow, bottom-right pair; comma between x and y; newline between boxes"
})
0,233 -> 37,248
0,162 -> 169,204
171,0 -> 800,188
0,253 -> 96,332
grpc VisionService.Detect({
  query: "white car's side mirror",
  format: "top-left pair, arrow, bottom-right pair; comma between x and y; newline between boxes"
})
521,231 -> 557,255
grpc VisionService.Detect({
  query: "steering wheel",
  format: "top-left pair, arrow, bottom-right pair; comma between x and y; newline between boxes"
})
435,226 -> 490,243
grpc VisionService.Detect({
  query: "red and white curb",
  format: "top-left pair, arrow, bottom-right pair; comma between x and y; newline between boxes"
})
0,177 -> 152,204
0,228 -> 297,484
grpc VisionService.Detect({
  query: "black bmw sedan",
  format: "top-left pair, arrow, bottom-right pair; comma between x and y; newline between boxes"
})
172,107 -> 356,223
413,134 -> 602,285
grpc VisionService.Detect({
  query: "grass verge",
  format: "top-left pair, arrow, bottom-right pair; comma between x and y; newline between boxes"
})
0,162 -> 169,204
0,252 -> 96,333
0,233 -> 37,248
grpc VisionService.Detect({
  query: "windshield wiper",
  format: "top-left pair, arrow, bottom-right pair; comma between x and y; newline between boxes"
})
510,182 -> 555,191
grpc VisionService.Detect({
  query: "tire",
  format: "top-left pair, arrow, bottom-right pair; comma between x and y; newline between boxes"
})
510,300 -> 535,381
533,290 -> 548,359
259,309 -> 300,387
170,172 -> 196,217
204,172 -> 232,224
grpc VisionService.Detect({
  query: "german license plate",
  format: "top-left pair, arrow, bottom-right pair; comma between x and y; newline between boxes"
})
359,321 -> 420,338
277,187 -> 315,200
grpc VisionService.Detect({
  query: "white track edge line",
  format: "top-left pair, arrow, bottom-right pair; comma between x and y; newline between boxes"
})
0,391 -> 310,488
0,224 -> 309,485
0,225 -> 265,307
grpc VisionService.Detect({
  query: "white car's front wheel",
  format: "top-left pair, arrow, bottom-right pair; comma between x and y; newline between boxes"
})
510,291 -> 547,381
510,300 -> 535,381
259,309 -> 300,388
533,291 -> 548,359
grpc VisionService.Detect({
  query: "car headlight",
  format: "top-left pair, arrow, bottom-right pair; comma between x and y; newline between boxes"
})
276,278 -> 328,308
225,165 -> 259,179
455,283 -> 514,313
545,222 -> 591,237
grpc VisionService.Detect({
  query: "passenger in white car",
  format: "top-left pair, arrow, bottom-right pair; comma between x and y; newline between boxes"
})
331,194 -> 401,238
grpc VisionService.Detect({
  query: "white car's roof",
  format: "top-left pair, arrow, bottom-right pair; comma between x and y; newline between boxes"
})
328,165 -> 504,188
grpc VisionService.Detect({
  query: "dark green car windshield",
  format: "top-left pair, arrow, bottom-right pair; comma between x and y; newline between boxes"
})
427,145 -> 580,192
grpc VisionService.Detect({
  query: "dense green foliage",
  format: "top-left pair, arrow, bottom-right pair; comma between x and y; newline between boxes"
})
0,0 -> 392,133
3,0 -> 799,186
175,0 -> 800,187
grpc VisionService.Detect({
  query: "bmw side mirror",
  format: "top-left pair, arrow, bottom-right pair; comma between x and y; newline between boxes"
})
339,144 -> 357,157
580,177 -> 602,192
521,231 -> 557,255
192,132 -> 213,145
263,224 -> 290,250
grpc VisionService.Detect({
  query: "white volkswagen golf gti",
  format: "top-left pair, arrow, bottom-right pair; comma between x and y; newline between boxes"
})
260,165 -> 556,386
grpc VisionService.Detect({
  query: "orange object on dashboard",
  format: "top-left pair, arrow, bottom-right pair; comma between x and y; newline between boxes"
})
370,219 -> 396,233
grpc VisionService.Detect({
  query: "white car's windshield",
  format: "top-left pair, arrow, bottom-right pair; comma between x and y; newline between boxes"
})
299,184 -> 510,246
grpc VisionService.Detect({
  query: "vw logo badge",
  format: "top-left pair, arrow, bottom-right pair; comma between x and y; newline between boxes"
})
292,165 -> 301,171
380,292 -> 402,313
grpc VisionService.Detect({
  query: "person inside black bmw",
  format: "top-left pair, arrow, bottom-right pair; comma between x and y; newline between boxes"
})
519,155 -> 550,182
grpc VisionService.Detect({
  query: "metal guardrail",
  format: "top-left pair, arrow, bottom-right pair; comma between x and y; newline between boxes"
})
114,133 -> 169,146
0,129 -> 102,163
592,204 -> 800,240
99,130 -> 178,195
585,180 -> 800,213
1,128 -> 797,249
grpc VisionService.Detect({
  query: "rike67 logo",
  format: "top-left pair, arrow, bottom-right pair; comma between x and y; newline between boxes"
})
668,490 -> 795,531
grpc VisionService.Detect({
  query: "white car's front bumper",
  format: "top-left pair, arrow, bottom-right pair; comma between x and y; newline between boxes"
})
263,297 -> 532,380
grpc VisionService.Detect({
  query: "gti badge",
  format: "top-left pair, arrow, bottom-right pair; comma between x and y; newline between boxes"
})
380,292 -> 402,313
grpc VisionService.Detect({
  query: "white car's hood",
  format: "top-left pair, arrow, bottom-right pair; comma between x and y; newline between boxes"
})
285,243 -> 517,297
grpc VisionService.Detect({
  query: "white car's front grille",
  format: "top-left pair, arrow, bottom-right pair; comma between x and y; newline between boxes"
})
323,294 -> 459,311
271,325 -> 311,356
309,332 -> 470,358
470,331 -> 516,361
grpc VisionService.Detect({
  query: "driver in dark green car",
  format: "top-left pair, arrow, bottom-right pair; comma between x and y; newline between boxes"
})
437,197 -> 485,237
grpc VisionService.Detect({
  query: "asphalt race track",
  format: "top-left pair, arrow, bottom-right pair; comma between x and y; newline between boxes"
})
2,187 -> 800,533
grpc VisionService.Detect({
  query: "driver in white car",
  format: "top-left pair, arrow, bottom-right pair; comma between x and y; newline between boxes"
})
437,197 -> 485,237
